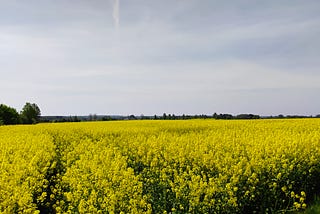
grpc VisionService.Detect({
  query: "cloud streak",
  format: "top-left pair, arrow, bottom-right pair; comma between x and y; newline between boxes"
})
113,0 -> 119,29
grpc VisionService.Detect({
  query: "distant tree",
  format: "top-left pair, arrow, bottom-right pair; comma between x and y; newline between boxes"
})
102,116 -> 112,121
163,113 -> 167,120
0,104 -> 20,125
88,114 -> 93,121
70,116 -> 80,122
213,113 -> 218,119
215,114 -> 234,120
200,114 -> 208,119
128,115 -> 136,120
236,114 -> 260,119
93,114 -> 98,121
20,102 -> 41,124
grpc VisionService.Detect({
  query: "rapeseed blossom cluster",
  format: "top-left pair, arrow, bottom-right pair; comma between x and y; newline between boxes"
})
0,119 -> 320,213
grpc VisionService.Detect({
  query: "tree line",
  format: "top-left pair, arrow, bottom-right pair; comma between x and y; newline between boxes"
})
1,102 -> 319,125
42,112 -> 320,123
0,103 -> 41,125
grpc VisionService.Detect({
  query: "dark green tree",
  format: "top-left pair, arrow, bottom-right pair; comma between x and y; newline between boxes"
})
213,112 -> 218,119
162,113 -> 167,120
0,104 -> 20,125
20,102 -> 41,124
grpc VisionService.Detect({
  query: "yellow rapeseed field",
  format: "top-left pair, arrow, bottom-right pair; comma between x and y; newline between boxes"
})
1,119 -> 320,213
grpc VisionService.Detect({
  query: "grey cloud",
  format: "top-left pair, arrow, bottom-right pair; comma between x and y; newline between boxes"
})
0,0 -> 319,115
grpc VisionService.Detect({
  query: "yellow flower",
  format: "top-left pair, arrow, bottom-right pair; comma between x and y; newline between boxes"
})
302,203 -> 307,209
281,186 -> 287,192
291,191 -> 295,198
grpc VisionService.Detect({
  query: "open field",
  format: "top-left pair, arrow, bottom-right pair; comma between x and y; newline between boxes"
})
1,119 -> 320,213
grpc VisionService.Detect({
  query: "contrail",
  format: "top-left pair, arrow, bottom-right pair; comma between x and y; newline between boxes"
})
113,0 -> 119,29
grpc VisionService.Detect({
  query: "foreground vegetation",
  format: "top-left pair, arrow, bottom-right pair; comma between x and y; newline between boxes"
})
0,119 -> 320,213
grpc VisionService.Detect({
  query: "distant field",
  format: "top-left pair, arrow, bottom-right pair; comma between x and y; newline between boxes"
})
1,119 -> 320,213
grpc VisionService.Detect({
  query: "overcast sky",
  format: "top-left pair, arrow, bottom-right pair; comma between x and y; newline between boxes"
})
1,0 -> 319,116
